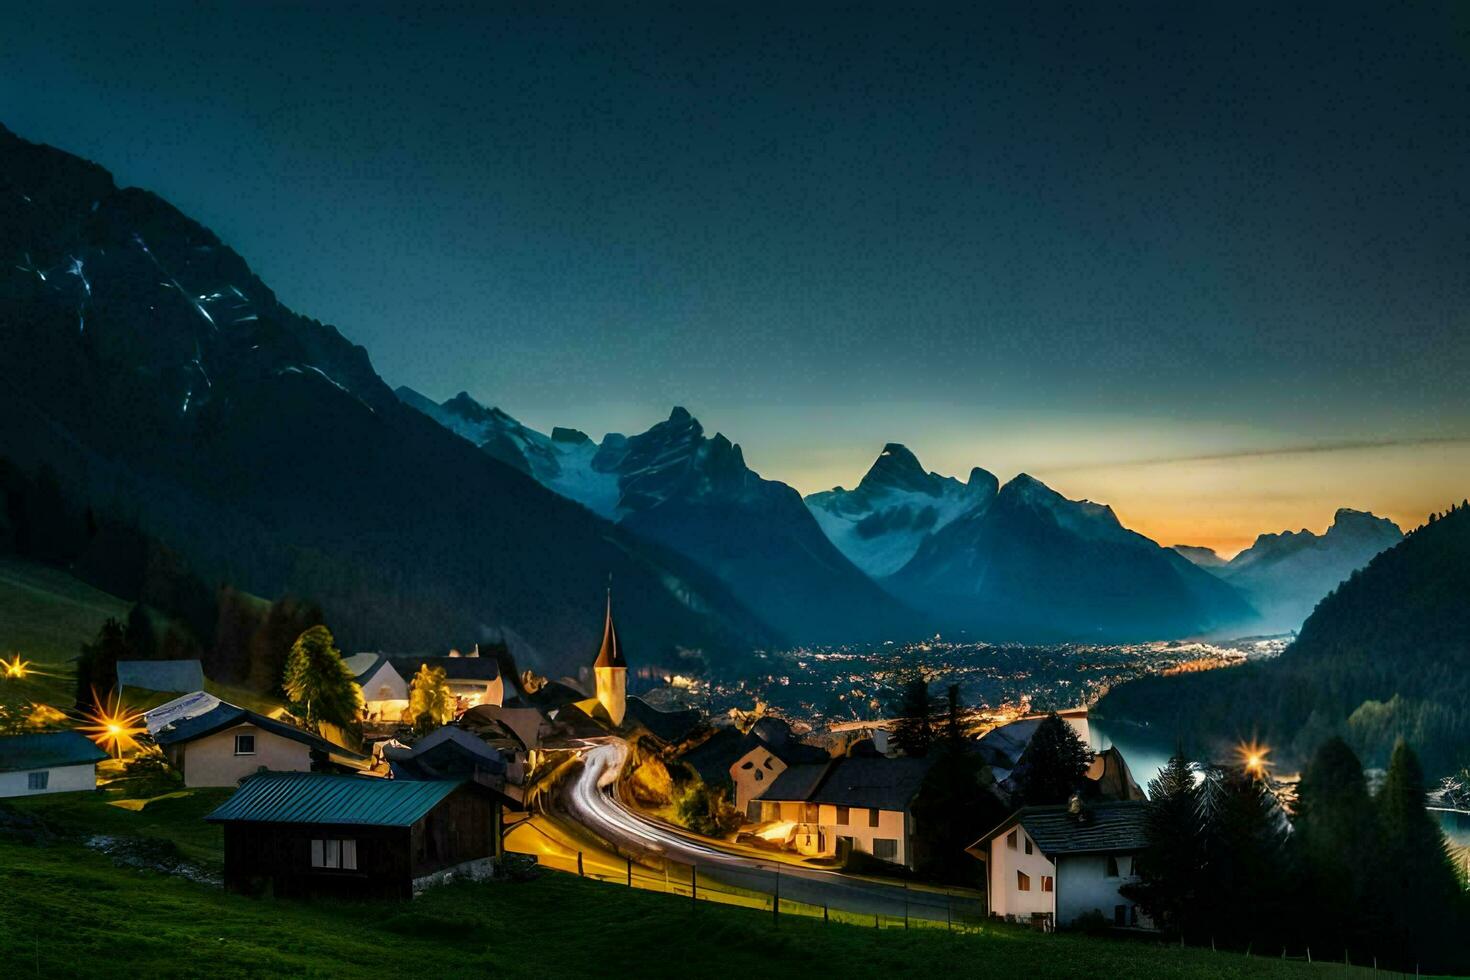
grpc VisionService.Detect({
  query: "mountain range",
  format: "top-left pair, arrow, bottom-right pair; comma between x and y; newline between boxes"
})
0,122 -> 777,679
0,123 -> 1413,668
1173,510 -> 1403,633
396,389 -> 919,643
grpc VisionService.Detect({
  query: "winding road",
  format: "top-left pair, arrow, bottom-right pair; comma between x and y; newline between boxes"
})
534,738 -> 982,923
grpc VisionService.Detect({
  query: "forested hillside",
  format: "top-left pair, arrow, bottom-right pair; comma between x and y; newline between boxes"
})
1096,503 -> 1470,776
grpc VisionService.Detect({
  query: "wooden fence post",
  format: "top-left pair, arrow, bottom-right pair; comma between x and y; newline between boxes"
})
627,857 -> 632,887
577,851 -> 584,877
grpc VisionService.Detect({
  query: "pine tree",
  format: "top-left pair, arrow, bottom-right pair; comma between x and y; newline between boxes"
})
910,685 -> 1005,882
1015,712 -> 1090,805
1194,765 -> 1290,950
1123,750 -> 1201,938
408,663 -> 455,734
74,617 -> 131,709
282,625 -> 362,733
1294,737 -> 1383,957
1376,739 -> 1464,971
888,674 -> 935,756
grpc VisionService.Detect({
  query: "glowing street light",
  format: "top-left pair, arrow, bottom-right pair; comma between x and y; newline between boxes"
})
78,689 -> 147,758
1237,740 -> 1271,776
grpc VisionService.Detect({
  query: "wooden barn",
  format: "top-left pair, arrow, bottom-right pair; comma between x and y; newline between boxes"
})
206,771 -> 508,900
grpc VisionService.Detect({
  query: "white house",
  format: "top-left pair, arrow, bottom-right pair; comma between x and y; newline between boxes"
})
968,799 -> 1153,931
0,731 -> 106,797
387,654 -> 504,714
750,756 -> 933,868
153,701 -> 365,787
344,654 -> 411,722
730,734 -> 831,814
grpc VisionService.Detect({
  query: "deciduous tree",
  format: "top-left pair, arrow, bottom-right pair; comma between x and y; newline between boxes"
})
282,625 -> 362,732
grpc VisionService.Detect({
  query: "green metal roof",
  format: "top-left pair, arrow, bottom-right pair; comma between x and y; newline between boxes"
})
205,772 -> 465,827
0,731 -> 107,773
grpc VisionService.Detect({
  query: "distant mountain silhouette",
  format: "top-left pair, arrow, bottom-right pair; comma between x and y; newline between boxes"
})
1211,509 -> 1403,633
883,471 -> 1254,640
400,391 -> 921,643
0,122 -> 776,678
1097,503 -> 1470,776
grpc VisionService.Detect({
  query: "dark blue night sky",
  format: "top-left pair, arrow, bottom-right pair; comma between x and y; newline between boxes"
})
3,2 -> 1467,550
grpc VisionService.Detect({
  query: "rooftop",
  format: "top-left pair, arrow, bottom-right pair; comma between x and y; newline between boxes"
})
206,772 -> 466,826
0,731 -> 106,772
115,659 -> 205,694
154,702 -> 362,759
974,801 -> 1149,856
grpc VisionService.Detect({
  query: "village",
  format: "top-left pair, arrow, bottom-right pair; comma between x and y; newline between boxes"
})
1,592 -> 1160,934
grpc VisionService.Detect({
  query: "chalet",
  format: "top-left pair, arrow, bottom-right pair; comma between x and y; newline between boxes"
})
750,755 -> 932,868
345,650 -> 507,725
967,799 -> 1153,931
153,701 -> 364,787
729,723 -> 830,814
115,659 -> 205,696
344,654 -> 410,722
207,771 -> 508,899
0,731 -> 106,797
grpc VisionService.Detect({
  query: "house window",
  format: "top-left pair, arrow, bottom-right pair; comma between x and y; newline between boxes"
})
873,838 -> 898,861
1042,876 -> 1054,892
234,734 -> 256,756
1017,871 -> 1031,891
754,769 -> 764,781
836,805 -> 849,826
1007,829 -> 1018,849
1024,837 -> 1033,855
27,771 -> 48,791
868,808 -> 880,828
1106,856 -> 1120,877
1127,855 -> 1137,876
747,801 -> 763,822
311,838 -> 358,870
740,761 -> 754,770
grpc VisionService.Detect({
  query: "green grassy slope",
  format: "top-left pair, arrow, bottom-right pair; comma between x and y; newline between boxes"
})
0,556 -> 130,706
0,787 -> 1331,980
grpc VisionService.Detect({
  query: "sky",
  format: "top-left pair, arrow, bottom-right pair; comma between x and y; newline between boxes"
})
3,2 -> 1467,554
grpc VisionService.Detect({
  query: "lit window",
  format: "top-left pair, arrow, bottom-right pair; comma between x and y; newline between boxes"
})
1106,856 -> 1120,877
234,734 -> 256,756
1007,829 -> 1018,849
1017,871 -> 1030,891
1042,876 -> 1054,892
27,771 -> 48,791
836,805 -> 849,826
873,838 -> 898,860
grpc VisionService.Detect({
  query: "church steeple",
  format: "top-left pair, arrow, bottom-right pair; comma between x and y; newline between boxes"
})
592,584 -> 627,726
594,589 -> 626,669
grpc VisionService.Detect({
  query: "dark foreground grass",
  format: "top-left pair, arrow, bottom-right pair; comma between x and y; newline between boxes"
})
0,793 -> 1324,980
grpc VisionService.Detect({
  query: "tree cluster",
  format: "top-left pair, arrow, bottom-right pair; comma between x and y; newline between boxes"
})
1126,737 -> 1468,973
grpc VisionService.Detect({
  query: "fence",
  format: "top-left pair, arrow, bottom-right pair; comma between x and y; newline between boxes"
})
527,838 -> 988,932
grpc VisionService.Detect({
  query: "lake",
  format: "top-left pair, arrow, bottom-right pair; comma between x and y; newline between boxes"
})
1091,717 -> 1470,849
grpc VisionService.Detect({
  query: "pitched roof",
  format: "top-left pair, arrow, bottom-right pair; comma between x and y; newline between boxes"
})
807,756 -> 933,810
205,772 -> 466,826
343,652 -> 392,682
143,691 -> 222,735
756,761 -> 832,803
623,696 -> 703,743
973,801 -> 1149,856
153,703 -> 363,759
115,659 -> 205,694
0,731 -> 106,772
593,593 -> 626,669
756,756 -> 934,811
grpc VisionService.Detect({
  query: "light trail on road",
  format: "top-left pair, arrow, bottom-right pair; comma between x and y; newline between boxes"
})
543,738 -> 983,922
